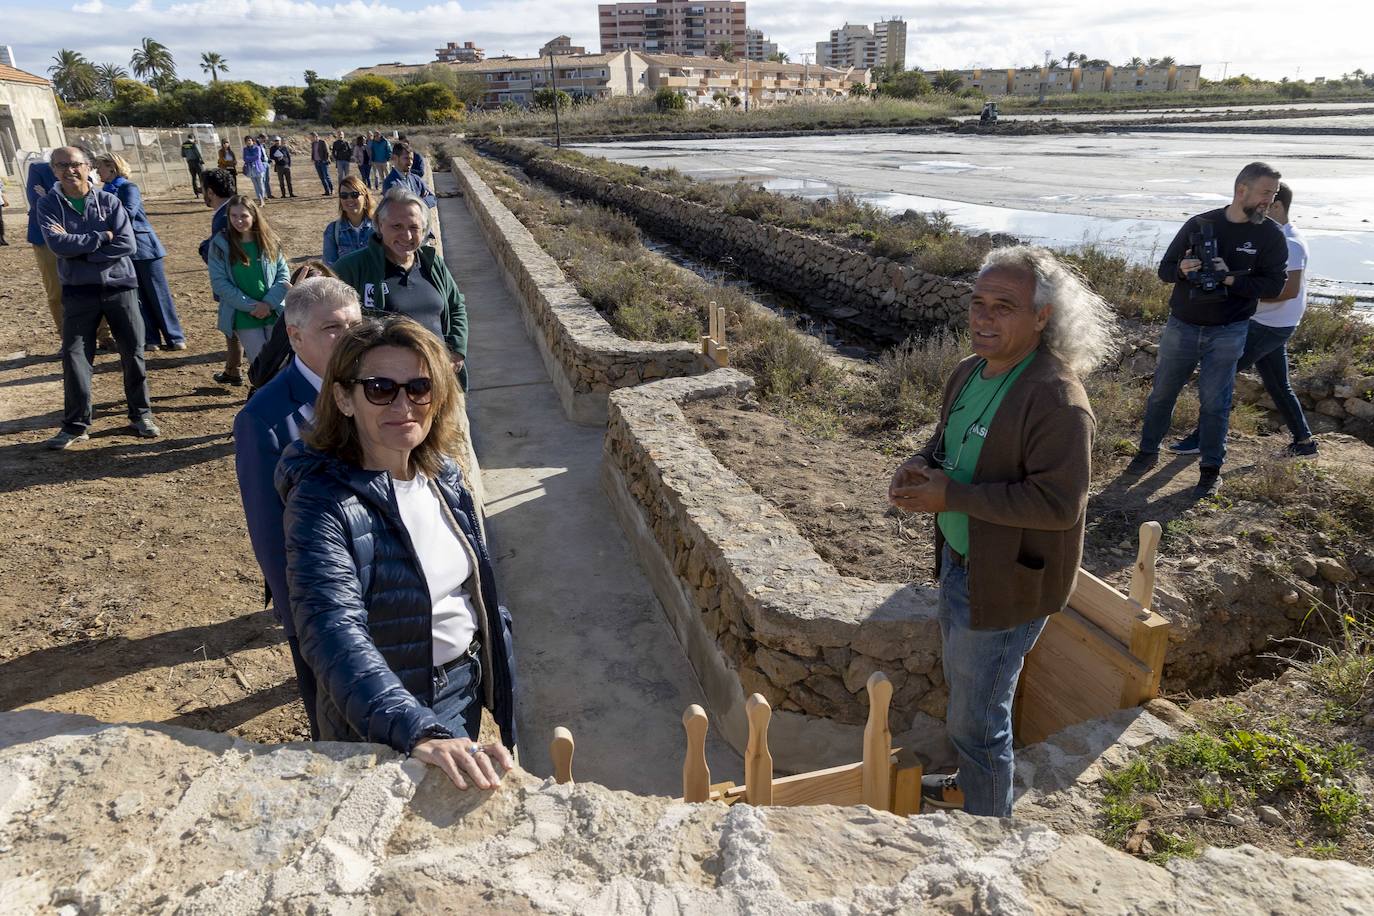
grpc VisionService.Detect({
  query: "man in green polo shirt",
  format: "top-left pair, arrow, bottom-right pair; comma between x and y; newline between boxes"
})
889,246 -> 1110,818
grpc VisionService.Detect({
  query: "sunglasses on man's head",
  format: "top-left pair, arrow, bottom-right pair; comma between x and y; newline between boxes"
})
339,191 -> 362,200
349,376 -> 433,406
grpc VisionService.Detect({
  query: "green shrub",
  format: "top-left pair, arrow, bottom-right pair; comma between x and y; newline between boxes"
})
654,87 -> 687,112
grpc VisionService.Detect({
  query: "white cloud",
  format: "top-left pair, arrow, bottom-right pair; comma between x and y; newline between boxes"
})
6,0 -> 1367,87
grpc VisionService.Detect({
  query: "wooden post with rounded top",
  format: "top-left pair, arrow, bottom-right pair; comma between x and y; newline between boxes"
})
744,693 -> 773,806
550,726 -> 574,785
1129,521 -> 1163,610
682,704 -> 711,802
861,671 -> 893,810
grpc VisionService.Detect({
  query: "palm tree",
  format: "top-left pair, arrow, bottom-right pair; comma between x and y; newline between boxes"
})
933,69 -> 963,93
1158,55 -> 1177,66
200,51 -> 228,82
130,37 -> 176,84
48,49 -> 99,101
1125,56 -> 1145,68
95,62 -> 128,98
1063,52 -> 1080,68
712,40 -> 736,61
767,51 -> 790,63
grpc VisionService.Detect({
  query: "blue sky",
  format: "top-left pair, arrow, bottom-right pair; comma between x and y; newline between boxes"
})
3,0 -> 1363,88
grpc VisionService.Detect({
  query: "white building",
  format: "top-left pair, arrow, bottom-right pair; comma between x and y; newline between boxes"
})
817,18 -> 905,71
0,61 -> 65,179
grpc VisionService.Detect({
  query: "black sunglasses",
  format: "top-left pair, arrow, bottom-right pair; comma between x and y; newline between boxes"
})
339,191 -> 363,200
349,376 -> 433,406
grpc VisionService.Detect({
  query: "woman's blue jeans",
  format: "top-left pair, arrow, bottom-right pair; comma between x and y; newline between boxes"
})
432,652 -> 483,741
1138,315 -> 1249,468
939,546 -> 1048,817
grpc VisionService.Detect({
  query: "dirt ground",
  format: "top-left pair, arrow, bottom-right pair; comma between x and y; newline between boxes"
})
0,182 -> 342,743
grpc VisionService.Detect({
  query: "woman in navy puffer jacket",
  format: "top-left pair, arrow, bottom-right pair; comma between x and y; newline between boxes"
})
277,316 -> 517,790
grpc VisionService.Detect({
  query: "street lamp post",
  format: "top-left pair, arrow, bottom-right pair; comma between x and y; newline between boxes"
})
548,52 -> 562,149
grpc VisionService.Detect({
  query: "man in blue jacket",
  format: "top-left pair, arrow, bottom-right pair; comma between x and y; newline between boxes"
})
38,147 -> 158,450
380,142 -> 436,208
233,277 -> 362,737
368,131 -> 392,190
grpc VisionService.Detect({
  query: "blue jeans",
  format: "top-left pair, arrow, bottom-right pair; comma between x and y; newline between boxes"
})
432,652 -> 483,741
133,257 -> 185,347
248,169 -> 269,201
314,160 -> 333,194
939,546 -> 1048,817
336,161 -> 352,187
1139,316 -> 1249,468
1242,323 -> 1313,442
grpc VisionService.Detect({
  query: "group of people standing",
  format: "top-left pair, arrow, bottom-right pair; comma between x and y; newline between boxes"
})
181,133 -> 296,204
308,129 -> 421,197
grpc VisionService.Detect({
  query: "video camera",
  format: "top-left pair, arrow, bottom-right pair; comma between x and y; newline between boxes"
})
1185,220 -> 1226,295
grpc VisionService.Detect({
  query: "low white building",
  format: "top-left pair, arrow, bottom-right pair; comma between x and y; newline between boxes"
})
0,61 -> 65,179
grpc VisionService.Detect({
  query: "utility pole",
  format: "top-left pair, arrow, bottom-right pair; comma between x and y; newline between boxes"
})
548,52 -> 562,149
743,55 -> 748,112
803,52 -> 812,100
1221,60 -> 1230,81
1039,49 -> 1050,104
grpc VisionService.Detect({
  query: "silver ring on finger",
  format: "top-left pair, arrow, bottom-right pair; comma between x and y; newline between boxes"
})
467,744 -> 481,755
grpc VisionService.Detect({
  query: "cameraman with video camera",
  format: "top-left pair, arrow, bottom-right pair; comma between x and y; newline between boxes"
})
1131,161 -> 1288,497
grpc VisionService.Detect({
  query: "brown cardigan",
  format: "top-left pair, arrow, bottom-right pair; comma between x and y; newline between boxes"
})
914,344 -> 1094,629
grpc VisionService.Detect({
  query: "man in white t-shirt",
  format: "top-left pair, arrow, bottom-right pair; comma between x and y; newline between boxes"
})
1171,181 -> 1317,458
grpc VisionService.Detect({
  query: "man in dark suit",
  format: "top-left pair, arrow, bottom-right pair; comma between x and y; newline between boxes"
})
233,277 -> 362,737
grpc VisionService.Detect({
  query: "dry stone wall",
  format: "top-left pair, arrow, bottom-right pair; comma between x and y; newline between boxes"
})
601,369 -> 946,771
452,156 -> 703,425
6,710 -> 1374,914
477,140 -> 973,344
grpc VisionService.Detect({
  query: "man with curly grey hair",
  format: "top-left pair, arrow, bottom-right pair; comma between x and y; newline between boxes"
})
887,245 -> 1117,818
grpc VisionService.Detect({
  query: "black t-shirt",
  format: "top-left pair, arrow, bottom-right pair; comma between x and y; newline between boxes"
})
382,259 -> 446,342
1157,208 -> 1288,326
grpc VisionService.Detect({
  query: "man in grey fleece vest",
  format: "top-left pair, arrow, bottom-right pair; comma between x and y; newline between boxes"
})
37,146 -> 159,450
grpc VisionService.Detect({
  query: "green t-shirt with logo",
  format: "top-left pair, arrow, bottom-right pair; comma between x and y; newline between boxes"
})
229,240 -> 277,330
937,351 -> 1037,558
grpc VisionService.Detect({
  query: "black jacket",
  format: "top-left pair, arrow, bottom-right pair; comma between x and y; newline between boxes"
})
331,139 -> 352,162
1158,208 -> 1287,326
276,442 -> 517,753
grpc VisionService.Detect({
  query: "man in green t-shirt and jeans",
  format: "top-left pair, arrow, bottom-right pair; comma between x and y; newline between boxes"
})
37,146 -> 159,450
889,246 -> 1111,818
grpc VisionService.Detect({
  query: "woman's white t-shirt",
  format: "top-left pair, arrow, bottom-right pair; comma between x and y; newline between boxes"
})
391,473 -> 479,666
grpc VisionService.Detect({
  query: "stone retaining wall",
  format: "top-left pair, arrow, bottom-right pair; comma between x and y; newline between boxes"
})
601,369 -> 948,772
451,157 -> 703,426
477,140 -> 972,344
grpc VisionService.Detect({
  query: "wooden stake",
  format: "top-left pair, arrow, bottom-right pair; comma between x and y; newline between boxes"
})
744,693 -> 773,806
1129,521 -> 1162,610
550,726 -> 574,785
861,672 -> 893,810
682,704 -> 711,803
892,764 -> 923,816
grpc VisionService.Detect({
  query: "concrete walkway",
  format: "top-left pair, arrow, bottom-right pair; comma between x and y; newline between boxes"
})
435,177 -> 739,795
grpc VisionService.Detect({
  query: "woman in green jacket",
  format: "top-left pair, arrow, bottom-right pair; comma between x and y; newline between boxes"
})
207,195 -> 290,368
333,187 -> 468,388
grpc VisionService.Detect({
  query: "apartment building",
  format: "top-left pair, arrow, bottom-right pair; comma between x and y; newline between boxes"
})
540,36 -> 588,57
928,63 -> 1201,96
435,41 -> 483,63
872,17 -> 907,71
350,52 -> 649,108
745,28 -> 777,61
816,17 -> 905,71
599,1 -> 748,57
643,53 -> 867,107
